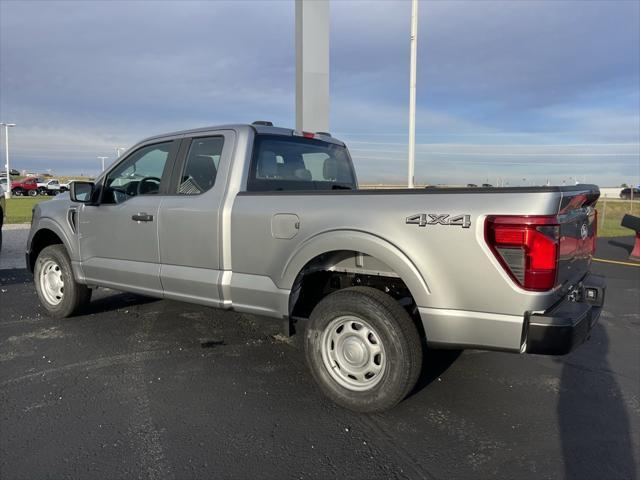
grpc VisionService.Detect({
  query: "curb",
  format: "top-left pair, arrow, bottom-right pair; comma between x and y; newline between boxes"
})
3,224 -> 30,230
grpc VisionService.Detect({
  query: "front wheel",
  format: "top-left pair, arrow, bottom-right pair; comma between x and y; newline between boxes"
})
305,287 -> 423,412
28,189 -> 38,196
34,245 -> 92,318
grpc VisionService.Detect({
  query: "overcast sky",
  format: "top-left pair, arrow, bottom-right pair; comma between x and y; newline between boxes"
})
1,0 -> 638,185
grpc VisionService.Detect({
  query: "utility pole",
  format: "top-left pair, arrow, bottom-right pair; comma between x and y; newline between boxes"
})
0,122 -> 16,199
407,0 -> 419,188
97,156 -> 108,172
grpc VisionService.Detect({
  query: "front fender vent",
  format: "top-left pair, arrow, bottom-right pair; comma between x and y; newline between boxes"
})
67,208 -> 78,233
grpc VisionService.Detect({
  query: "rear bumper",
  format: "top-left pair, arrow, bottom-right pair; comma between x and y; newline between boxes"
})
525,273 -> 606,355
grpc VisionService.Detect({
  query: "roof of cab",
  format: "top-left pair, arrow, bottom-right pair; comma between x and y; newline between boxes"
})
139,124 -> 345,146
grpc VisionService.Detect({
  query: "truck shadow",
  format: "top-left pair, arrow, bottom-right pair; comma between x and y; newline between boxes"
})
556,324 -> 637,479
79,291 -> 160,316
409,348 -> 462,397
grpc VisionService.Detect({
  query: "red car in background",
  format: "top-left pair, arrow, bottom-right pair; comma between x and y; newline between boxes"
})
11,177 -> 40,196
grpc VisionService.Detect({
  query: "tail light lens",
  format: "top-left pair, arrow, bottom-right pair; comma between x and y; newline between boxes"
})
485,216 -> 560,291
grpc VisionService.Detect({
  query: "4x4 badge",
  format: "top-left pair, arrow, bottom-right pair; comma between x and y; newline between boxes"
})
406,213 -> 471,228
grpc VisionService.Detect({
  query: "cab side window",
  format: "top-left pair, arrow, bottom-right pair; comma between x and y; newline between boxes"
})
103,142 -> 172,204
178,136 -> 224,195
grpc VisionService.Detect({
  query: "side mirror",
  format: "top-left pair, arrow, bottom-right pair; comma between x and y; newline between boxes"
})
70,181 -> 95,203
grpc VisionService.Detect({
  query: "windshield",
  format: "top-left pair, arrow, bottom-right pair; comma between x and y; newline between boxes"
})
247,134 -> 356,191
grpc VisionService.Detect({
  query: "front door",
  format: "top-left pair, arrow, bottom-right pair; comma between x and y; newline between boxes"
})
78,140 -> 179,296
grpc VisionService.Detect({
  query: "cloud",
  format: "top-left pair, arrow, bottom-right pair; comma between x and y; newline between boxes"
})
332,1 -> 639,108
0,0 -> 638,185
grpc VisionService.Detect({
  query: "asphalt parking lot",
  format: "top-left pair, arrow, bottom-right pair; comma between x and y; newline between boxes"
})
1,233 -> 638,479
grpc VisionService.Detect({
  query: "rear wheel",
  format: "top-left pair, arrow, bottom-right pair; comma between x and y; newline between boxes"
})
12,189 -> 22,196
305,287 -> 422,412
34,245 -> 91,318
28,189 -> 38,197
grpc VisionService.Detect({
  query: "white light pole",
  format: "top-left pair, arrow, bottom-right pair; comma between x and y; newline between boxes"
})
115,147 -> 126,158
407,0 -> 419,188
97,156 -> 108,172
0,122 -> 16,199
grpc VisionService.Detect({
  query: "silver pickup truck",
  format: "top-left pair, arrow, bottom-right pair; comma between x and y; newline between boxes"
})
26,122 -> 605,412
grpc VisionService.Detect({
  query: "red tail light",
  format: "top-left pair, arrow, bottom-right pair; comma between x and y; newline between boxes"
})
485,216 -> 560,291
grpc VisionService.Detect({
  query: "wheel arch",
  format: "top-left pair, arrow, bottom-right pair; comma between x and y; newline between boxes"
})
28,219 -> 76,273
282,230 -> 430,318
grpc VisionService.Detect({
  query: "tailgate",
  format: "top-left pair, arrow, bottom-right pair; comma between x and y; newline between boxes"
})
556,187 -> 599,290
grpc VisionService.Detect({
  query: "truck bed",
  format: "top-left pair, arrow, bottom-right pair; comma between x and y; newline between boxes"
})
233,184 -> 598,308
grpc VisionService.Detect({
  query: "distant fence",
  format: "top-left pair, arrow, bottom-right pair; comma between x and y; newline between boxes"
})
598,196 -> 638,237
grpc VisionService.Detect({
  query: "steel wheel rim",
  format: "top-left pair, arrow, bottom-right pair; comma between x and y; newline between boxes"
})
320,315 -> 386,391
39,259 -> 64,305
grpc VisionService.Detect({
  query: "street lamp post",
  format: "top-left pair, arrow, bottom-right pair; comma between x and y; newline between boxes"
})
407,0 -> 419,188
97,156 -> 108,172
0,122 -> 16,199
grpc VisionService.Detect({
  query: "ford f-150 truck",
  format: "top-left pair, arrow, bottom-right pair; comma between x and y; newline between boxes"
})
37,178 -> 62,195
26,122 -> 605,412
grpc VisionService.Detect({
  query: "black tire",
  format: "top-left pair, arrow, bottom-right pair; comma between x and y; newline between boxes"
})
34,244 -> 91,318
28,189 -> 38,197
12,189 -> 21,196
305,287 -> 422,413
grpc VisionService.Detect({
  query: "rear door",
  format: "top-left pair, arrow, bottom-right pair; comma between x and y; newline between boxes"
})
78,139 -> 179,295
157,130 -> 235,306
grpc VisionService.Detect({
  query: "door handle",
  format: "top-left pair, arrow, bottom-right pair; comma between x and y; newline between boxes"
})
132,213 -> 154,222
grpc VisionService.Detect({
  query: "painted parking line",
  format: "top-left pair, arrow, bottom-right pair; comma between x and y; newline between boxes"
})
592,258 -> 640,267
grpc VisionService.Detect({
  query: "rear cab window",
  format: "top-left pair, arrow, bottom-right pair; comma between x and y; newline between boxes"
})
178,136 -> 224,195
247,134 -> 356,191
